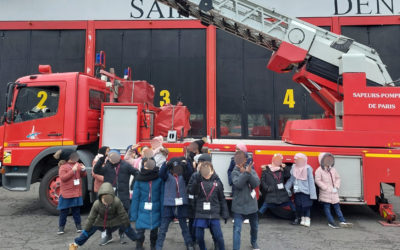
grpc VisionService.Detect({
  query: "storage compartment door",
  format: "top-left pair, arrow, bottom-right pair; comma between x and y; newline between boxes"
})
102,106 -> 138,151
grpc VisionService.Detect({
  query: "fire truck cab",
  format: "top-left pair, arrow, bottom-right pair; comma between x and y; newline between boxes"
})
0,67 -> 110,214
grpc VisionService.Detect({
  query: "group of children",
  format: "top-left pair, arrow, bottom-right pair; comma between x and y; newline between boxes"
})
55,137 -> 352,250
259,152 -> 353,229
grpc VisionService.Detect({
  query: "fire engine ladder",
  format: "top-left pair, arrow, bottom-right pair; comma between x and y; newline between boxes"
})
157,0 -> 393,91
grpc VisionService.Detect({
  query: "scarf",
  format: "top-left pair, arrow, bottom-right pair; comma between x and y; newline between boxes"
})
293,164 -> 308,180
135,167 -> 159,182
268,164 -> 281,172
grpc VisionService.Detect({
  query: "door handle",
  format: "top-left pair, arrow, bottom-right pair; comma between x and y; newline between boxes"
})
48,133 -> 62,137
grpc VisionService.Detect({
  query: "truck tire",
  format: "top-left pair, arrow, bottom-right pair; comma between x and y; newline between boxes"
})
39,166 -> 88,215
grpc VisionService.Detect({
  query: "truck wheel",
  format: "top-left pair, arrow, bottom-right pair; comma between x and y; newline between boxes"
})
39,167 -> 88,215
39,167 -> 60,215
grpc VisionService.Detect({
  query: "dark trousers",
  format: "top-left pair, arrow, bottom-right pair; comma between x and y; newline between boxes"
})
195,221 -> 225,250
137,228 -> 158,246
59,207 -> 81,227
259,201 -> 296,214
188,218 -> 196,242
156,216 -> 193,249
189,218 -> 217,245
74,226 -> 138,246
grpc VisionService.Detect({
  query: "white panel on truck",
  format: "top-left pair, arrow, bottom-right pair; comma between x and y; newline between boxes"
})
210,151 -> 253,197
102,106 -> 138,151
334,155 -> 364,203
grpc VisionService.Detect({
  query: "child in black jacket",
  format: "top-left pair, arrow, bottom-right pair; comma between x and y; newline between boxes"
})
188,162 -> 229,250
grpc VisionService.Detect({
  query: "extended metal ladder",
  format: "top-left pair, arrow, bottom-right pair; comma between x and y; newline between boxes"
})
157,0 -> 392,86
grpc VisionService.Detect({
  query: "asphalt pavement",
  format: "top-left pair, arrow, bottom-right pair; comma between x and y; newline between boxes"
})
1,183 -> 400,250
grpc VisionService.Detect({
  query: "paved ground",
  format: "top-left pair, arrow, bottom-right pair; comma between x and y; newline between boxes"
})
1,184 -> 400,250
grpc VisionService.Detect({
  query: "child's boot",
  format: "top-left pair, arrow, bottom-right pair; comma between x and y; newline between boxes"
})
69,243 -> 78,250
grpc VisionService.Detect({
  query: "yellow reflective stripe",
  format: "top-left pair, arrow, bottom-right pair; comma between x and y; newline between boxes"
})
15,141 -> 75,147
255,150 -> 320,157
19,141 -> 63,147
365,153 -> 400,158
63,141 -> 74,146
166,148 -> 184,153
3,142 -> 8,147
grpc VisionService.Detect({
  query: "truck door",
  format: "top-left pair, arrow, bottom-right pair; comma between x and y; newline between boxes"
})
3,82 -> 66,167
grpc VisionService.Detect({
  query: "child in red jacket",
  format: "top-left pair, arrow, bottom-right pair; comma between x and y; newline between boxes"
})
55,149 -> 87,235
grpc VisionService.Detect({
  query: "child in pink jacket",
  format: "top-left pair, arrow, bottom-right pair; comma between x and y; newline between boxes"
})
315,153 -> 353,229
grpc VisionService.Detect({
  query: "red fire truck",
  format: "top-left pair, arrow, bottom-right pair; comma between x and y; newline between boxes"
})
1,0 -> 400,222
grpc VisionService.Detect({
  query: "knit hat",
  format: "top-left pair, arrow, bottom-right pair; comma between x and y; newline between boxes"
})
236,143 -> 247,153
102,194 -> 114,205
109,150 -> 121,164
198,153 -> 212,163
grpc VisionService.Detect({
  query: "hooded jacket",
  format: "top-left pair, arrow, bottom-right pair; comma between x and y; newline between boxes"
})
93,157 -> 139,205
130,168 -> 163,230
84,182 -> 130,231
315,153 -> 341,204
260,165 -> 291,204
187,172 -> 229,220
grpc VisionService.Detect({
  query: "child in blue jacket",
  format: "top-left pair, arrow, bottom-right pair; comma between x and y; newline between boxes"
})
130,159 -> 163,250
156,157 -> 194,250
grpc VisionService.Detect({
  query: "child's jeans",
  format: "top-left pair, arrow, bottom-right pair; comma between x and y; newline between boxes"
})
156,216 -> 193,249
233,212 -> 258,250
322,202 -> 346,224
196,219 -> 225,250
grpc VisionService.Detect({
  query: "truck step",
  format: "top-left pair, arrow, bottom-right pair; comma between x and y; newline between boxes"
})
4,173 -> 28,177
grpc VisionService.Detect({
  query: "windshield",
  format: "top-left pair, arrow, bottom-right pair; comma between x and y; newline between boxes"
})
14,86 -> 60,123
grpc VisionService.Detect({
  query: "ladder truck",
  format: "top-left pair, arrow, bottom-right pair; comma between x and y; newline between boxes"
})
152,0 -> 400,221
0,0 -> 399,222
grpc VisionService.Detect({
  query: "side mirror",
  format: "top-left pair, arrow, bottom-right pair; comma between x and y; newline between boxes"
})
5,110 -> 13,124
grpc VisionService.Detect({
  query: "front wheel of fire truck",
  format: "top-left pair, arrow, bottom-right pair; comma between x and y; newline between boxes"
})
39,166 -> 87,215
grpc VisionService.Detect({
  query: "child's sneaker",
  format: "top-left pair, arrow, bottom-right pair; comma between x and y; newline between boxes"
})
300,217 -> 306,226
243,219 -> 250,224
304,217 -> 311,227
328,223 -> 340,229
252,243 -> 260,250
119,233 -> 127,244
76,224 -> 82,233
100,234 -> 113,246
57,226 -> 65,235
340,222 -> 353,228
